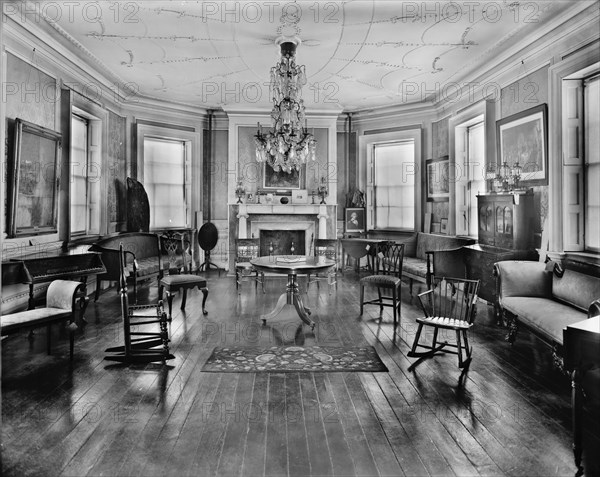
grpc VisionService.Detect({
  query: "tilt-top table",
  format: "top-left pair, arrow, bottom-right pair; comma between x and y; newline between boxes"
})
250,255 -> 335,330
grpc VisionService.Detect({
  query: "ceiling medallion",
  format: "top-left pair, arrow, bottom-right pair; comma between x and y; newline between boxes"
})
255,37 -> 316,174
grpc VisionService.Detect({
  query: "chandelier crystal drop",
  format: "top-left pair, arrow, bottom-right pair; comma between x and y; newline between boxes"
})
255,39 -> 316,174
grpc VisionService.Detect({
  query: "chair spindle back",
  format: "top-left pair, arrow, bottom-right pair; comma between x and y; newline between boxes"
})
420,277 -> 480,323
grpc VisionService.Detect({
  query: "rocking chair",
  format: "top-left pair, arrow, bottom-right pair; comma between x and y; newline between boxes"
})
105,243 -> 174,364
408,277 -> 480,369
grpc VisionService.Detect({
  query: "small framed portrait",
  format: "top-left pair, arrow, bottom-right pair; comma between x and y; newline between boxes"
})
345,208 -> 366,233
440,218 -> 448,235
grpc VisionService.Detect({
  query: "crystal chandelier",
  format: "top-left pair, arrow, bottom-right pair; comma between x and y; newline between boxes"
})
255,39 -> 316,173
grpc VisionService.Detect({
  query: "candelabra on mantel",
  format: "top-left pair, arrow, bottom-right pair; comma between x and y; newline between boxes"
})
317,177 -> 329,204
235,180 -> 246,204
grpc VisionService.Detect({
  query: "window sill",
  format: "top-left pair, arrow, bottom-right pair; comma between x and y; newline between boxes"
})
68,235 -> 102,247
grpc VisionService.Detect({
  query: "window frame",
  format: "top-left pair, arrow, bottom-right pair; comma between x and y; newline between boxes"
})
454,116 -> 486,238
68,103 -> 106,240
359,128 -> 422,233
583,73 -> 600,252
548,45 -> 599,254
136,123 -> 202,232
371,140 -> 416,231
449,100 -> 495,237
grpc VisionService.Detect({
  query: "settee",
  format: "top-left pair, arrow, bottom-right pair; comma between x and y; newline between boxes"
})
1,279 -> 88,360
89,232 -> 167,301
495,260 -> 600,350
402,232 -> 476,294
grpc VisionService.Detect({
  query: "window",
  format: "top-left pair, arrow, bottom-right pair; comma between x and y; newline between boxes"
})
455,115 -> 485,237
143,136 -> 190,229
371,141 -> 415,230
70,112 -> 100,235
560,66 -> 600,252
584,74 -> 599,251
360,128 -> 421,232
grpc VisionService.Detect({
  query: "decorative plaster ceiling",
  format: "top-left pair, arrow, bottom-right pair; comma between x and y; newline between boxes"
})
36,0 -> 590,112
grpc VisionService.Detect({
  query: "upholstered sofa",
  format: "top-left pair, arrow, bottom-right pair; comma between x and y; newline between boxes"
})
495,260 -> 600,350
89,232 -> 165,301
402,232 -> 476,294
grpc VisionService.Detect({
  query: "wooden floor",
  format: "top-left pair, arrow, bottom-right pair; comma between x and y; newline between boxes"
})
2,271 -> 599,477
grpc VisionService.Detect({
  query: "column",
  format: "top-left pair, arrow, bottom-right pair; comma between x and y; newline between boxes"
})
318,205 -> 328,239
237,204 -> 249,238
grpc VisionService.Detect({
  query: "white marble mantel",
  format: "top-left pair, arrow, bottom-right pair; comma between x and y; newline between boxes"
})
236,204 -> 329,240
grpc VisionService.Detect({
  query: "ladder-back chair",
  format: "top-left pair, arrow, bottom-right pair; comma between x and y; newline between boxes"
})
359,242 -> 404,326
159,230 -> 208,320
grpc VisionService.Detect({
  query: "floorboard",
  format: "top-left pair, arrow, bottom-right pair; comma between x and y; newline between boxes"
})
2,271 -> 599,477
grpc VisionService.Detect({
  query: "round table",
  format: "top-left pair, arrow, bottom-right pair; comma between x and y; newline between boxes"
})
250,255 -> 336,329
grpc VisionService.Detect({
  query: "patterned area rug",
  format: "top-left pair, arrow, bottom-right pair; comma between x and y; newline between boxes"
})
201,346 -> 388,373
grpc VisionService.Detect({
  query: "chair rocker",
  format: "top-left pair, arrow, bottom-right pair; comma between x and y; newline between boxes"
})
159,230 -> 208,320
105,244 -> 174,364
359,242 -> 404,326
408,277 -> 480,369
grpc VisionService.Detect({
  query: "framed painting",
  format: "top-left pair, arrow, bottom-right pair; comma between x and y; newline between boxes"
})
345,208 -> 366,233
263,162 -> 301,189
8,118 -> 61,237
496,103 -> 548,186
426,156 -> 449,202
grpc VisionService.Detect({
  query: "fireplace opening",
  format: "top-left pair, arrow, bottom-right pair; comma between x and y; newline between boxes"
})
260,230 -> 306,256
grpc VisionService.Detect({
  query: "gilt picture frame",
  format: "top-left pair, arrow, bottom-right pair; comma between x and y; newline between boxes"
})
8,118 -> 62,237
496,103 -> 548,186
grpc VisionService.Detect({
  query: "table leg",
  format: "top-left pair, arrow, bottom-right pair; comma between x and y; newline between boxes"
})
571,368 -> 584,477
293,291 -> 315,329
261,293 -> 287,324
260,273 -> 315,329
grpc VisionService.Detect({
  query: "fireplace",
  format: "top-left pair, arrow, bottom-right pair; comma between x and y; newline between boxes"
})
229,204 -> 336,272
250,218 -> 316,258
259,230 -> 306,256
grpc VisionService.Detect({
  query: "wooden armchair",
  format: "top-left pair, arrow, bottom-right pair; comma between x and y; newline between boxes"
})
307,239 -> 340,294
408,277 -> 480,369
235,239 -> 265,294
